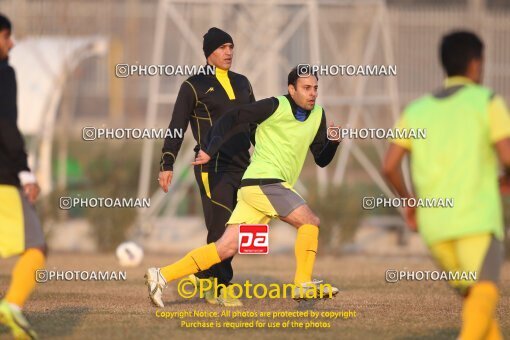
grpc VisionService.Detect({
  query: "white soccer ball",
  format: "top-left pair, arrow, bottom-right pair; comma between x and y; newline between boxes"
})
116,242 -> 144,267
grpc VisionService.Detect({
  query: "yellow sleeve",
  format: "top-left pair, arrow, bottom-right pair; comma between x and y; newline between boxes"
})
488,95 -> 510,143
390,114 -> 412,150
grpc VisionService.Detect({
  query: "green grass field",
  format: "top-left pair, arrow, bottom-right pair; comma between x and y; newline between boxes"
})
1,253 -> 509,339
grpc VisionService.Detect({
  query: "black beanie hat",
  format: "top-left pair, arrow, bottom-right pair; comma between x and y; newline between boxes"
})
203,27 -> 233,58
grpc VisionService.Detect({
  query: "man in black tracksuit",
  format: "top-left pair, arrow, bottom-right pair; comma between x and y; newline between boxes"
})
158,27 -> 254,306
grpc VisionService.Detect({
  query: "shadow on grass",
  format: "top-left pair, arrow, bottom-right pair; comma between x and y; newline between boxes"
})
30,307 -> 89,338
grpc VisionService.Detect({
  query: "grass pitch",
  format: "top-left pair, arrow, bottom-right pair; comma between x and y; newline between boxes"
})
1,253 -> 509,339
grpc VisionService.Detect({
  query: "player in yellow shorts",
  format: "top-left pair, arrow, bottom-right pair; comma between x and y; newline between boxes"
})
0,14 -> 45,340
383,31 -> 510,340
145,66 -> 342,307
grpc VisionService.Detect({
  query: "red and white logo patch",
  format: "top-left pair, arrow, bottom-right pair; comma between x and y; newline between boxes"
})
239,224 -> 269,254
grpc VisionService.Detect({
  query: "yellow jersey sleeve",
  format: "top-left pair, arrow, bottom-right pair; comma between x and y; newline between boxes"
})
488,95 -> 510,143
390,114 -> 412,150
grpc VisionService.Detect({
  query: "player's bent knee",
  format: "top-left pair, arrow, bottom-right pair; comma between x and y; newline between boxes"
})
37,245 -> 48,258
225,238 -> 238,258
215,243 -> 230,260
219,244 -> 237,260
216,235 -> 238,260
225,247 -> 237,259
27,246 -> 48,259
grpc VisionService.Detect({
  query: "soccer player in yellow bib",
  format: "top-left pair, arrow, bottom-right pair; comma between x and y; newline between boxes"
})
383,31 -> 510,340
0,13 -> 45,340
145,67 -> 341,306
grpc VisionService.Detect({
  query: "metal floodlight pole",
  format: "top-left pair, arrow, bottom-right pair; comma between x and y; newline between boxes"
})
332,5 -> 383,186
307,0 -> 328,195
137,0 -> 169,201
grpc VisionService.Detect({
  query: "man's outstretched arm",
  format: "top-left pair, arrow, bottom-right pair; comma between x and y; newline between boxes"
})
193,97 -> 278,165
309,110 -> 341,167
247,79 -> 258,146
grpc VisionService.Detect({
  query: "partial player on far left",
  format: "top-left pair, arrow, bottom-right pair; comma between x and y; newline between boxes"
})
0,13 -> 46,340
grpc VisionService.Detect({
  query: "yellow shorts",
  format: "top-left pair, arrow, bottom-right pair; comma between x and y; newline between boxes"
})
429,233 -> 503,295
227,182 -> 305,225
0,185 -> 45,258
